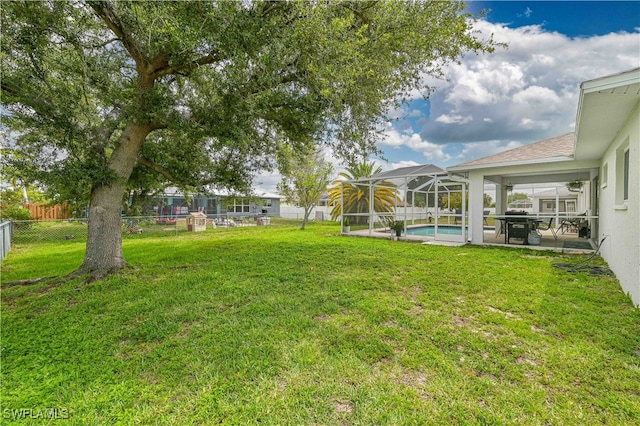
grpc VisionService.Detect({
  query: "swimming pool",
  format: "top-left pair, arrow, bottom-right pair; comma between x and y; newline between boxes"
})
404,225 -> 464,236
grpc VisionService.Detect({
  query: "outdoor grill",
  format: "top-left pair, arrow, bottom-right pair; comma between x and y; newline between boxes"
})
505,211 -> 529,244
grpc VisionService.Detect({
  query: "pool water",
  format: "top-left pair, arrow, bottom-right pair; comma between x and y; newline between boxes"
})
404,225 -> 463,236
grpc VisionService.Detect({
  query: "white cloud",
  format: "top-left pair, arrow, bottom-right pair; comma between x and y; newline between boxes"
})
253,170 -> 282,194
435,114 -> 473,124
370,159 -> 422,174
378,127 -> 451,163
444,61 -> 526,106
394,19 -> 640,163
391,160 -> 422,169
512,85 -> 561,106
254,145 -> 344,194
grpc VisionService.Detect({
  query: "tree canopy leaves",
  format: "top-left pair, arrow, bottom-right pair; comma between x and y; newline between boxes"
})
2,0 -> 495,199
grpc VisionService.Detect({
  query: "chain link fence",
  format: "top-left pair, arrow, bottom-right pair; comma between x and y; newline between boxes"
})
8,214 -> 307,245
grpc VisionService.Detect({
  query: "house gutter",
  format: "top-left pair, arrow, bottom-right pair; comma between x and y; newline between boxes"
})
447,172 -> 470,184
447,156 -> 574,173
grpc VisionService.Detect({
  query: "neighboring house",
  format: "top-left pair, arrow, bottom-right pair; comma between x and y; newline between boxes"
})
530,187 -> 584,216
151,188 -> 282,218
507,199 -> 533,212
448,68 -> 640,306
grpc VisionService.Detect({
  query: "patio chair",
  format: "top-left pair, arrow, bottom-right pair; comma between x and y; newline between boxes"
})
535,217 -> 557,240
483,210 -> 490,226
559,211 -> 586,234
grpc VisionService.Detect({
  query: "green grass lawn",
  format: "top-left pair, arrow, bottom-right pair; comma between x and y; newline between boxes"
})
2,223 -> 639,424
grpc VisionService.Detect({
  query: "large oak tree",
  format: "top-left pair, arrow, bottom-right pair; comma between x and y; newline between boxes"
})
1,0 -> 495,278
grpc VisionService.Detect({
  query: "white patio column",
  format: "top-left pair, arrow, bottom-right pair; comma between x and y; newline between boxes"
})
468,170 -> 485,245
497,179 -> 508,214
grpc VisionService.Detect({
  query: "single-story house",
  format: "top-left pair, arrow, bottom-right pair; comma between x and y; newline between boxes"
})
151,188 -> 282,218
530,186 -> 584,216
448,68 -> 639,306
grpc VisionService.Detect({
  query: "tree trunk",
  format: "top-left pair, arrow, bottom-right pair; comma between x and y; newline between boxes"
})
76,123 -> 151,279
78,182 -> 127,277
301,207 -> 312,230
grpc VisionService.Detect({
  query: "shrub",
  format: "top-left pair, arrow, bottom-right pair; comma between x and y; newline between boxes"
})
0,205 -> 32,221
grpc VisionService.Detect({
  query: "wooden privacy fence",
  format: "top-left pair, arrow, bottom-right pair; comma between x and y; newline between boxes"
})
24,203 -> 71,220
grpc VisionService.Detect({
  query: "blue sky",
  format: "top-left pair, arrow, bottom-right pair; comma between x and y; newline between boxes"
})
373,1 -> 640,169
259,1 -> 639,192
467,1 -> 640,37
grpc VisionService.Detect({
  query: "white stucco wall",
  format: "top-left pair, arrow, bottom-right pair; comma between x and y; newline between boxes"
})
596,103 -> 640,306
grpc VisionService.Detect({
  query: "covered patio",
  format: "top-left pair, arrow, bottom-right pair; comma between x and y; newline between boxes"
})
447,133 -> 600,252
481,226 -> 594,251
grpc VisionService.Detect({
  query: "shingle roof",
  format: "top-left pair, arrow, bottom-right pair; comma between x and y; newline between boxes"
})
449,133 -> 575,170
369,164 -> 445,180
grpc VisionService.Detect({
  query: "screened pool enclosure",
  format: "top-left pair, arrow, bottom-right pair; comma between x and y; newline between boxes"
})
339,164 -> 468,243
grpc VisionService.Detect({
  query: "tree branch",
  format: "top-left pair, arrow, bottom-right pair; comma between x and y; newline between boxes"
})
87,0 -> 148,65
261,1 -> 280,17
137,156 -> 221,188
137,156 -> 180,184
151,50 -> 223,80
342,1 -> 378,24
89,37 -> 120,49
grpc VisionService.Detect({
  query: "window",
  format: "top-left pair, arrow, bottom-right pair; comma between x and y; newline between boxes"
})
615,138 -> 630,206
231,198 -> 251,213
623,148 -> 629,202
601,163 -> 608,188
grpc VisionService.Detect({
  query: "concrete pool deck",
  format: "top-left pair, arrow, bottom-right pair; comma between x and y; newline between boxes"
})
343,226 -> 595,253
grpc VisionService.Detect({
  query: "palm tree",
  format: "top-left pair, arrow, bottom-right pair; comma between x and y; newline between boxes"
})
328,161 -> 399,224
